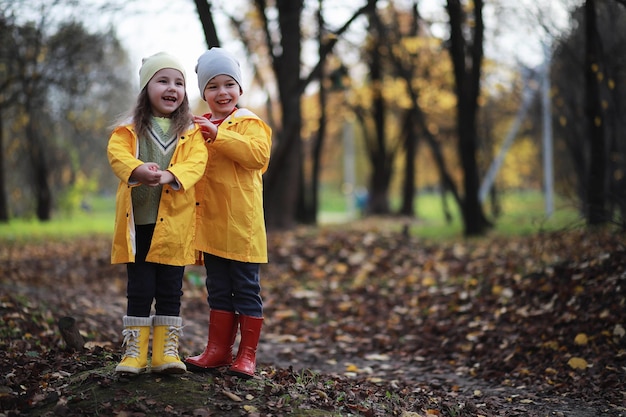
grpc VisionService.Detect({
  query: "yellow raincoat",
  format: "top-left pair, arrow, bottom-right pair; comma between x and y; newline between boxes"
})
195,108 -> 272,263
108,122 -> 208,266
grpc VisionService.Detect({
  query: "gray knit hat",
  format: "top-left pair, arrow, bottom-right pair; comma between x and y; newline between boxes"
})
196,47 -> 243,99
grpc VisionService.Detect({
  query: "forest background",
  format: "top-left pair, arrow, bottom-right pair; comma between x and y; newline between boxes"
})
2,1 -> 626,416
1,0 -> 625,237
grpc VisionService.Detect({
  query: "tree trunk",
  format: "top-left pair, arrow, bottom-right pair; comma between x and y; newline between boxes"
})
297,1 -> 327,225
446,0 -> 491,236
262,0 -> 304,230
366,12 -> 391,215
24,102 -> 52,221
193,0 -> 220,47
607,69 -> 626,229
585,0 -> 607,225
399,109 -> 417,216
0,113 -> 8,222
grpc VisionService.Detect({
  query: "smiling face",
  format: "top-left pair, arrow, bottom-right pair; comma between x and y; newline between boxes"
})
202,74 -> 241,120
146,68 -> 186,117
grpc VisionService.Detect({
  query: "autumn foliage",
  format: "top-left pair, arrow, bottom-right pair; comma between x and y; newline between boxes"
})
1,223 -> 625,416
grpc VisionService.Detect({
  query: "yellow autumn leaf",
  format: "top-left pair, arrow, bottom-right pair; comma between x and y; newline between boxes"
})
273,309 -> 297,319
338,301 -> 352,312
313,389 -> 328,399
542,340 -> 559,350
491,284 -> 503,295
421,276 -> 436,287
345,363 -> 359,372
574,333 -> 588,345
334,262 -> 348,274
567,357 -> 588,370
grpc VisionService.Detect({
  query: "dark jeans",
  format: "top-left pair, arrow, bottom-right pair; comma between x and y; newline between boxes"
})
203,253 -> 263,317
126,224 -> 184,317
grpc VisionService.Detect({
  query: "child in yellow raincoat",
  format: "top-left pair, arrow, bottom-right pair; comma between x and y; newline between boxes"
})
107,52 -> 207,375
184,47 -> 272,379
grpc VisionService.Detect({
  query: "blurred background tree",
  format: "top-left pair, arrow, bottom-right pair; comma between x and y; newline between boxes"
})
2,0 -> 626,236
0,0 -> 132,222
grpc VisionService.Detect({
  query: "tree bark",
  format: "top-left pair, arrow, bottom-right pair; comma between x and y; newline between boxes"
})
193,0 -> 220,47
584,0 -> 607,225
0,114 -> 8,222
299,0 -> 328,225
24,100 -> 52,221
364,9 -> 392,215
261,0 -> 304,230
446,0 -> 491,236
399,109 -> 417,216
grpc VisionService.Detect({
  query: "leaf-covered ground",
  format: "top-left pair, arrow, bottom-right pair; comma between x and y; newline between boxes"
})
1,220 -> 625,416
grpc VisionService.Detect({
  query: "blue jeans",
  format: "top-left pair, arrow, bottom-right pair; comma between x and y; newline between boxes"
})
126,224 -> 184,317
203,253 -> 263,317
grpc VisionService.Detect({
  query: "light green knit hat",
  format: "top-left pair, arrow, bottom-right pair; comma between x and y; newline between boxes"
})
138,52 -> 186,91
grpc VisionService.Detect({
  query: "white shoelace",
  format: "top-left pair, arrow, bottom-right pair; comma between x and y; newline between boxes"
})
121,328 -> 141,358
163,325 -> 184,357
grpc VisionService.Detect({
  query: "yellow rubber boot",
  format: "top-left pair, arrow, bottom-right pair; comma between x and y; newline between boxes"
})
115,316 -> 152,374
151,315 -> 186,374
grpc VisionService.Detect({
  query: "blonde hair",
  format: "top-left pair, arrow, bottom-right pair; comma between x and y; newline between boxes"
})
132,88 -> 192,139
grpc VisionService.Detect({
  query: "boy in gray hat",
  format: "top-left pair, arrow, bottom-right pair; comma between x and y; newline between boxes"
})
186,47 -> 272,379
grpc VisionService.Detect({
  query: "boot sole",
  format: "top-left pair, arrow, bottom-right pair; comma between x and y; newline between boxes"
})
227,369 -> 254,379
115,367 -> 148,374
184,361 -> 228,373
152,366 -> 187,374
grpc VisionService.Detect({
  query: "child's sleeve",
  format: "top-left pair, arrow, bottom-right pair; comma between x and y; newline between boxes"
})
167,127 -> 209,191
107,126 -> 143,184
213,119 -> 272,171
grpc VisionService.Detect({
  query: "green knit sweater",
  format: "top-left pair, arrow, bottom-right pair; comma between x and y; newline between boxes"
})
131,117 -> 177,225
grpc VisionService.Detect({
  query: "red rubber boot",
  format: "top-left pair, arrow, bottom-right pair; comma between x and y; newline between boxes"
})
185,310 -> 237,371
228,315 -> 263,379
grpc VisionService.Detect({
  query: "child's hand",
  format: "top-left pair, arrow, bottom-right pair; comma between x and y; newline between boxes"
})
194,115 -> 217,141
158,170 -> 175,185
131,162 -> 162,186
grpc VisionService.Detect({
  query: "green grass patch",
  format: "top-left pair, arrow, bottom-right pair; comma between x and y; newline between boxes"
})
320,189 -> 584,240
0,194 -> 115,242
0,190 -> 583,242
